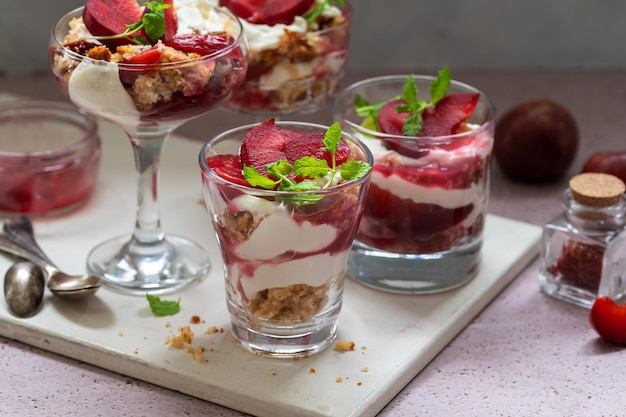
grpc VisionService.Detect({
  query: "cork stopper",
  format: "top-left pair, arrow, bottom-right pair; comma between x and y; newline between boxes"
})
569,173 -> 626,207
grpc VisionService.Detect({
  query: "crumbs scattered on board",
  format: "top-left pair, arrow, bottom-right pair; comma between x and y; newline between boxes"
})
164,316 -> 225,363
334,340 -> 356,352
332,340 -> 368,386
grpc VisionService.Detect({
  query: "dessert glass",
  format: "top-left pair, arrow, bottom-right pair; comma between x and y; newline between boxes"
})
199,121 -> 372,357
0,99 -> 100,217
48,6 -> 247,294
334,75 -> 496,293
223,2 -> 351,116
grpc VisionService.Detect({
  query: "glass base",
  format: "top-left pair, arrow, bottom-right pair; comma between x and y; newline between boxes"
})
347,239 -> 482,294
228,299 -> 339,358
87,234 -> 210,295
538,274 -> 595,309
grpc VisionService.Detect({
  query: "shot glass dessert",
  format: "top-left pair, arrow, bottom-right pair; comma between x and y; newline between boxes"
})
219,0 -> 352,115
334,70 -> 496,293
199,119 -> 372,357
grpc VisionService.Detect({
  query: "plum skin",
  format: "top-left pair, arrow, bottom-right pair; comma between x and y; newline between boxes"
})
582,151 -> 626,184
494,99 -> 579,184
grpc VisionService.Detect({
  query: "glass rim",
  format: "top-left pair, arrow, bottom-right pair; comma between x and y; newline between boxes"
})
51,6 -> 246,68
333,74 -> 497,142
0,99 -> 99,160
199,120 -> 373,196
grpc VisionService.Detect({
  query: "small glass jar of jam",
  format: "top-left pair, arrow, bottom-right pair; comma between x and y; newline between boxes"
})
0,100 -> 101,217
539,173 -> 626,308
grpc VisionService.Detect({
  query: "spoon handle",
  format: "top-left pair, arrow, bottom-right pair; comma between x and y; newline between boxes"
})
0,234 -> 50,270
2,217 -> 57,268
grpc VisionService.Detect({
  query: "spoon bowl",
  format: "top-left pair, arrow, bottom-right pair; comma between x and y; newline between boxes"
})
3,261 -> 45,318
1,217 -> 101,299
47,269 -> 102,299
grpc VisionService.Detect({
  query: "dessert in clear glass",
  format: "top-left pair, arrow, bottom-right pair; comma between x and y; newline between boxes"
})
199,119 -> 372,357
48,0 -> 247,294
0,100 -> 100,216
334,71 -> 496,293
219,0 -> 351,115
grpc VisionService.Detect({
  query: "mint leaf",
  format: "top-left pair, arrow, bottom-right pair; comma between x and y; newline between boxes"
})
146,294 -> 180,317
304,0 -> 345,23
402,76 -> 419,110
323,122 -> 342,157
281,180 -> 320,192
143,11 -> 166,42
430,67 -> 451,105
243,165 -> 277,189
242,123 -> 371,206
294,156 -> 329,178
403,112 -> 423,136
354,95 -> 397,131
340,160 -> 371,181
355,67 -> 453,136
266,160 -> 293,178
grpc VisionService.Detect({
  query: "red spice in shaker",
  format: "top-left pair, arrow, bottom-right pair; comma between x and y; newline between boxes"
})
539,173 -> 626,308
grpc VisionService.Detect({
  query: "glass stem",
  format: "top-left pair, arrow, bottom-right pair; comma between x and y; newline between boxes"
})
128,131 -> 170,246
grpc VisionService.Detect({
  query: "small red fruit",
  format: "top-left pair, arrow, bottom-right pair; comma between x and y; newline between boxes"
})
124,45 -> 162,64
421,93 -> 480,137
582,151 -> 626,184
284,132 -> 350,166
589,296 -> 626,344
377,93 -> 479,158
378,94 -> 479,138
82,0 -> 143,46
205,154 -> 247,186
239,118 -> 289,176
219,0 -> 315,26
165,34 -> 234,56
162,0 -> 177,43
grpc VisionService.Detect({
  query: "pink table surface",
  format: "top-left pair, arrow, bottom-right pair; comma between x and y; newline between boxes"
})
1,69 -> 625,417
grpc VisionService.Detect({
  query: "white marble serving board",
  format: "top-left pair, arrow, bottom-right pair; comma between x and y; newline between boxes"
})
0,119 -> 542,417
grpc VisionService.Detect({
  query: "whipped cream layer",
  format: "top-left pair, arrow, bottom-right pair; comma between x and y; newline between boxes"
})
224,194 -> 345,298
177,0 -> 240,36
231,195 -> 337,260
236,251 -> 348,301
68,60 -> 140,125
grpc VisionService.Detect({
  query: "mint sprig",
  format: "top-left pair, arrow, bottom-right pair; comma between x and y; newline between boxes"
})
243,122 -> 371,206
87,0 -> 171,46
354,67 -> 452,136
305,0 -> 345,23
146,294 -> 181,316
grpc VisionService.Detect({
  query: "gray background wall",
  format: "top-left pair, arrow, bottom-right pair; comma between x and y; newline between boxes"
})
1,0 -> 622,75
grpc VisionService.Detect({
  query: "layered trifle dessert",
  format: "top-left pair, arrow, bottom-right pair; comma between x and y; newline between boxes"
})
217,0 -> 351,114
49,0 -> 247,128
199,118 -> 371,355
334,70 -> 496,293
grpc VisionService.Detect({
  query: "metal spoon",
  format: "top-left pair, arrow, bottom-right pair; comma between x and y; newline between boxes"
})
3,261 -> 45,318
1,218 -> 101,299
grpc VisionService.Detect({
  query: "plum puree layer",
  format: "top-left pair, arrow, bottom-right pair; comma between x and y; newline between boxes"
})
357,131 -> 492,254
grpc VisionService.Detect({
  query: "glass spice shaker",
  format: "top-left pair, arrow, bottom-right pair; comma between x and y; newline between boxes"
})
539,172 -> 626,308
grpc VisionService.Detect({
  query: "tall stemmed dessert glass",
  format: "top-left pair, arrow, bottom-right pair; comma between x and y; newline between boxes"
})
219,0 -> 351,117
48,0 -> 247,294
